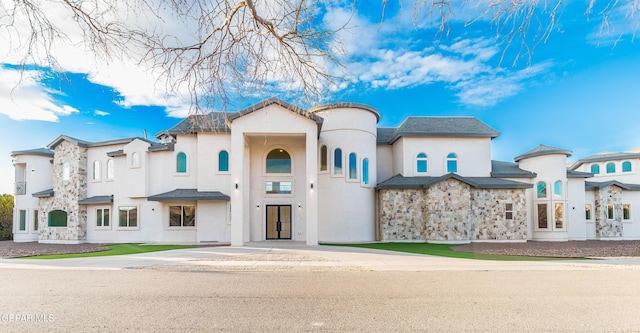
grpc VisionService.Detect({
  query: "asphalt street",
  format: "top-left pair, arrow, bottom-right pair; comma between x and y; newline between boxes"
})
1,244 -> 640,332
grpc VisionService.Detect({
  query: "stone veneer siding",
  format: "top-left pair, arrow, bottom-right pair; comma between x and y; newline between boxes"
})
595,185 -> 623,238
39,140 -> 88,242
378,178 -> 527,242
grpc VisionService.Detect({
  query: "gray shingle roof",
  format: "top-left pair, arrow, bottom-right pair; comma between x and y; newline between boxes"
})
107,150 -> 125,157
78,195 -> 113,205
159,97 -> 325,137
567,169 -> 593,178
377,128 -> 395,144
585,181 -> 640,191
514,144 -> 572,162
159,112 -> 235,136
32,189 -> 54,197
379,117 -> 499,144
376,174 -> 532,190
570,152 -> 640,170
147,189 -> 230,202
490,160 -> 537,178
48,135 -> 154,150
10,148 -> 54,157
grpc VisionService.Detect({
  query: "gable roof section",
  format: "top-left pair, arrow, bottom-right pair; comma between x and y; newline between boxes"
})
491,160 -> 536,178
382,117 -> 499,144
10,148 -> 54,157
147,189 -> 230,201
514,144 -> 572,162
376,174 -> 532,190
158,97 -> 324,137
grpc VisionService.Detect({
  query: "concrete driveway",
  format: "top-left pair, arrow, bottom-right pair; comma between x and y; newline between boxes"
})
1,242 -> 639,272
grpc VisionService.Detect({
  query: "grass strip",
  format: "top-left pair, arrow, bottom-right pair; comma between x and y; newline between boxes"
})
23,244 -> 195,259
326,242 -> 583,261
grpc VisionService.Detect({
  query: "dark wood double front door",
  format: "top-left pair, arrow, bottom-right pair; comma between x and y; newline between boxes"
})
266,205 -> 291,240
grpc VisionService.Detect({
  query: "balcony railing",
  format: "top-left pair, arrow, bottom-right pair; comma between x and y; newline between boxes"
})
14,182 -> 26,195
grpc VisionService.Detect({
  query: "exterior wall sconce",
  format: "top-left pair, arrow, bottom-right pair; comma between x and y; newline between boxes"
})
256,204 -> 260,209
310,181 -> 314,189
298,203 -> 302,209
235,183 -> 239,189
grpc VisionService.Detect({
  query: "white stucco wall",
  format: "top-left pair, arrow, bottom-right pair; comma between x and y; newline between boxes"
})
12,154 -> 53,242
577,159 -> 640,184
567,178 -> 587,240
314,106 -> 377,243
519,154 -> 570,241
393,137 -> 493,177
376,145 -> 394,183
229,104 -> 319,245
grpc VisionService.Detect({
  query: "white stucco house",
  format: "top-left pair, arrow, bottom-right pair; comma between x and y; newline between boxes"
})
10,97 -> 640,245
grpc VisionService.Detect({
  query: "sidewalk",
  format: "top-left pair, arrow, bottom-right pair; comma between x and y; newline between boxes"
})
2,242 -> 640,272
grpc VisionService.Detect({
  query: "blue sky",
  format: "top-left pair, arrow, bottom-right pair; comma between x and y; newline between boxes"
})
1,1 -> 640,193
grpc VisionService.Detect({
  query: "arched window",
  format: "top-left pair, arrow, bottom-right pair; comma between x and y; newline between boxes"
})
48,210 -> 68,227
106,159 -> 114,179
622,161 -> 632,172
319,145 -> 328,171
176,152 -> 187,173
553,180 -> 562,198
348,153 -> 357,179
362,158 -> 369,185
63,162 -> 70,180
416,153 -> 427,173
333,148 -> 342,175
218,150 -> 229,172
606,162 -> 615,174
266,149 -> 291,173
590,164 -> 600,174
537,181 -> 547,198
92,160 -> 101,180
446,153 -> 458,173
131,152 -> 140,168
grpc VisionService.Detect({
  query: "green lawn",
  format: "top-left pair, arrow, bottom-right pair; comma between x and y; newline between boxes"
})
326,242 -> 582,261
24,244 -> 195,259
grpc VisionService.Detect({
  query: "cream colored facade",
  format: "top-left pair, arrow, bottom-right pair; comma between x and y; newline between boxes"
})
11,98 -> 640,244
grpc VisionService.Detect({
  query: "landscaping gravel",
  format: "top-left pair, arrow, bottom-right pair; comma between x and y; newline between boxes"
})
452,240 -> 640,258
0,241 -> 108,258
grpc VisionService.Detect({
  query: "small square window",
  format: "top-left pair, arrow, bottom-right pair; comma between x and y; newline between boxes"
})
505,203 -> 513,220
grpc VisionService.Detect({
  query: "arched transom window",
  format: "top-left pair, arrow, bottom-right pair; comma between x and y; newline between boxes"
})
266,149 -> 291,173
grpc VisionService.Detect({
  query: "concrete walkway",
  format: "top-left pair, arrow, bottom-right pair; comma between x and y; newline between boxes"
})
1,242 -> 640,271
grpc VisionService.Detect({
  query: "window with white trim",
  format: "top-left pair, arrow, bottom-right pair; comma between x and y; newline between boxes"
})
607,205 -> 614,220
18,209 -> 26,231
169,206 -> 195,227
446,153 -> 457,173
320,145 -> 328,172
362,158 -> 369,185
505,203 -> 513,220
554,203 -> 564,229
585,204 -> 592,220
106,159 -> 114,179
176,152 -> 187,173
96,208 -> 110,227
93,160 -> 101,180
333,148 -> 343,175
416,153 -> 427,173
624,204 -> 631,220
119,206 -> 138,227
348,153 -> 357,180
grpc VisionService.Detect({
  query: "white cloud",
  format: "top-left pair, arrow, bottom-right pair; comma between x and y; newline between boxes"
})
94,110 -> 110,116
0,67 -> 79,121
325,6 -> 551,107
